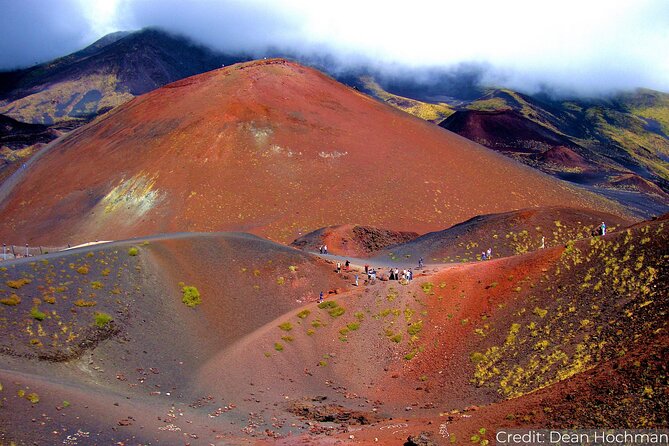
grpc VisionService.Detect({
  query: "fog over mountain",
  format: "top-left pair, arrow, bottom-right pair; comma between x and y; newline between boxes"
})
1,0 -> 668,96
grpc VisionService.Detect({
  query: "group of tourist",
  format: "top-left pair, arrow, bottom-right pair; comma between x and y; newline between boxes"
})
480,247 -> 492,260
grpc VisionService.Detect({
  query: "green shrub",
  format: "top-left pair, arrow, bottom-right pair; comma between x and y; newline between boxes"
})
390,334 -> 402,343
346,322 -> 360,331
328,306 -> 345,318
30,307 -> 46,321
279,322 -> 293,331
91,281 -> 104,289
318,300 -> 345,317
94,312 -> 113,328
533,307 -> 548,318
470,352 -> 485,363
76,265 -> 89,275
0,294 -> 21,306
274,342 -> 284,352
182,286 -> 201,307
6,278 -> 31,289
128,247 -> 139,256
421,282 -> 434,294
297,309 -> 311,319
408,320 -> 423,336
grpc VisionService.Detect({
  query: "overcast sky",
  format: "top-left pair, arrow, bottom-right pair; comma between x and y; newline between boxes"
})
1,0 -> 668,95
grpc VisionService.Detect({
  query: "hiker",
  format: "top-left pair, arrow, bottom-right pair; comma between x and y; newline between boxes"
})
319,245 -> 324,254
600,222 -> 606,236
323,244 -> 328,255
364,264 -> 369,274
319,291 -> 324,303
540,236 -> 545,249
345,260 -> 350,270
486,248 -> 492,260
418,257 -> 424,268
408,270 -> 413,281
355,274 -> 359,286
481,251 -> 486,261
336,262 -> 341,273
394,268 -> 399,280
370,269 -> 376,280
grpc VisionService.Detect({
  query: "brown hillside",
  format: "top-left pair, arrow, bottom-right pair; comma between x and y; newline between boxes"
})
0,59 -> 625,246
534,145 -> 592,170
0,215 -> 666,444
291,224 -> 419,257
439,109 -> 573,152
373,206 -> 633,263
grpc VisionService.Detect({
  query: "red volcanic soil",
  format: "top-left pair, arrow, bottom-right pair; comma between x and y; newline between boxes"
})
607,172 -> 669,197
0,59 -> 624,246
533,145 -> 592,171
373,206 -> 633,263
439,109 -> 573,152
0,215 -> 667,444
291,224 -> 419,257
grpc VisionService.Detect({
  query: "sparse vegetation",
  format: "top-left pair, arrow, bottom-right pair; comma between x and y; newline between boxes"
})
181,285 -> 201,307
94,312 -> 113,328
279,322 -> 293,331
0,294 -> 21,306
408,320 -> 423,336
30,307 -> 46,321
6,278 -> 31,289
346,322 -> 360,331
128,247 -> 139,256
421,282 -> 434,294
318,300 -> 345,317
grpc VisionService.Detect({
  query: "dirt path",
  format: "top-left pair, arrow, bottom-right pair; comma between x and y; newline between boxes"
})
0,131 -> 70,211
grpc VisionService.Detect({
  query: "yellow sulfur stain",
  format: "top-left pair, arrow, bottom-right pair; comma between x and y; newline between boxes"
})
101,172 -> 163,215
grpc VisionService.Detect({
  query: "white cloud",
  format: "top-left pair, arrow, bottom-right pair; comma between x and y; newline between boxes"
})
1,0 -> 668,94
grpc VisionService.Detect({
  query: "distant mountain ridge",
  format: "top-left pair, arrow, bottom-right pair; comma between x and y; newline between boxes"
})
0,28 -> 247,125
1,28 -> 667,217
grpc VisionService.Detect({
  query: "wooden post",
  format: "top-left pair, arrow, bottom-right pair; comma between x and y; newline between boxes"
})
11,245 -> 16,257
